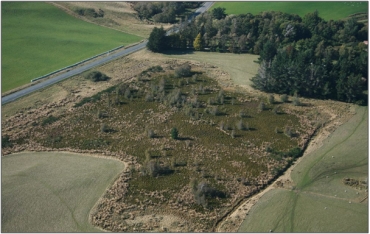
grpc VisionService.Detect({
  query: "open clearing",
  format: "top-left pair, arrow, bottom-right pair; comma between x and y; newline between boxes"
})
163,51 -> 259,92
1,151 -> 125,232
212,2 -> 368,21
238,106 -> 368,232
1,2 -> 142,93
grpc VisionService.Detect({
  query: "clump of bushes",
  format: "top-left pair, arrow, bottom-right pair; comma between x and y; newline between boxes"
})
74,7 -> 104,18
190,179 -> 226,208
175,64 -> 191,78
171,127 -> 179,139
2,135 -> 12,148
85,71 -> 109,82
41,115 -> 60,126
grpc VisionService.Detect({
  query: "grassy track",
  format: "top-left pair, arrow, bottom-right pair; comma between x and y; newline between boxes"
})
1,2 -> 143,92
238,106 -> 368,232
1,152 -> 125,232
212,2 -> 368,21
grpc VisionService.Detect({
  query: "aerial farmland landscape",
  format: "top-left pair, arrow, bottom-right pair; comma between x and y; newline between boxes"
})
1,1 -> 368,233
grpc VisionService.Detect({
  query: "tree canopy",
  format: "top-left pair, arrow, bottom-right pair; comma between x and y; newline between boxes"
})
146,9 -> 368,104
147,26 -> 166,52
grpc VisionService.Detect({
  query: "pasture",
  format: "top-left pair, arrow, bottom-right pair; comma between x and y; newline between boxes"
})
1,2 -> 142,92
1,152 -> 125,232
238,106 -> 368,232
212,2 -> 368,21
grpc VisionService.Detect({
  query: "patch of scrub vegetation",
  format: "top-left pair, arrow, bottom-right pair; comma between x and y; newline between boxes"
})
1,2 -> 143,92
211,2 -> 368,21
1,152 -> 125,233
238,106 -> 368,232
6,62 -> 316,231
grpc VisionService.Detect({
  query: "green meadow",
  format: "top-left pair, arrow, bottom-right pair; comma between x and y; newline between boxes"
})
238,106 -> 368,232
212,2 -> 368,21
1,152 -> 125,232
1,2 -> 142,92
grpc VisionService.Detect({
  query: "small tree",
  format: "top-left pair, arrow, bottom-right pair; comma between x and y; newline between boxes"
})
175,64 -> 192,78
258,101 -> 265,111
147,26 -> 167,52
280,94 -> 288,103
236,119 -> 245,130
193,33 -> 203,51
268,94 -> 275,104
284,126 -> 292,137
101,123 -> 109,133
147,129 -> 155,138
212,7 -> 226,20
293,95 -> 301,106
171,127 -> 179,139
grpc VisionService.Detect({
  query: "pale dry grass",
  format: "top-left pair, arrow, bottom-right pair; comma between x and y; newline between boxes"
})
1,151 -> 125,233
50,2 -> 172,38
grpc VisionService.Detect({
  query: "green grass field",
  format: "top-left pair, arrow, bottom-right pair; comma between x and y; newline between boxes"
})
1,152 -> 125,232
238,106 -> 368,232
1,2 -> 143,92
164,51 -> 259,89
212,1 -> 368,21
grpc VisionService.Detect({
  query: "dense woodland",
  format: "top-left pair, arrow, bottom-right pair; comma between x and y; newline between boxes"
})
131,2 -> 202,23
147,7 -> 368,104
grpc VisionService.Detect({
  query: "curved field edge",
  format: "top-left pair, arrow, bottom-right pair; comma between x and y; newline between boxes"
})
238,106 -> 368,232
211,2 -> 368,21
1,2 -> 143,93
1,151 -> 125,233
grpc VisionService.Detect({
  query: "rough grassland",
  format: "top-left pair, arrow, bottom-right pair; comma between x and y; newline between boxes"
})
1,152 -> 125,232
1,2 -> 142,92
212,2 -> 368,21
238,106 -> 368,232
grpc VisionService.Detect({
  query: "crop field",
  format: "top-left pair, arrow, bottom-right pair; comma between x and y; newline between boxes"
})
1,2 -> 142,93
212,1 -> 368,21
1,152 -> 125,232
238,106 -> 368,232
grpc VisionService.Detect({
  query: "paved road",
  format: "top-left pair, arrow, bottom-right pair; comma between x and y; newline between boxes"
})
1,41 -> 147,105
166,2 -> 214,35
2,2 -> 214,105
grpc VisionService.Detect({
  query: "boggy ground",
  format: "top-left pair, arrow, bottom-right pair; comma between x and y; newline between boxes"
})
1,49 -> 349,232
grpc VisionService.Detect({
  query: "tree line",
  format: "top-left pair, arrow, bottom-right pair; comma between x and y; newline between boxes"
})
147,8 -> 368,104
132,2 -> 202,23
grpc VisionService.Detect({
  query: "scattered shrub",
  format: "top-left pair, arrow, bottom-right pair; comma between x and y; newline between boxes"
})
85,71 -> 109,82
284,126 -> 292,137
258,101 -> 265,111
41,115 -> 60,126
2,135 -> 12,148
74,7 -> 104,18
171,127 -> 179,139
236,119 -> 245,130
268,94 -> 275,104
280,94 -> 288,103
175,64 -> 191,78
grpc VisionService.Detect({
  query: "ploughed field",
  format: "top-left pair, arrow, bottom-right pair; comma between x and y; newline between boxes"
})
1,61 -> 318,231
1,152 -> 125,232
1,2 -> 142,93
212,1 -> 368,21
238,106 -> 368,232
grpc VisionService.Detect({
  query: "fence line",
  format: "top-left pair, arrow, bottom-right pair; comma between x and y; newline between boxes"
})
30,44 -> 125,83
